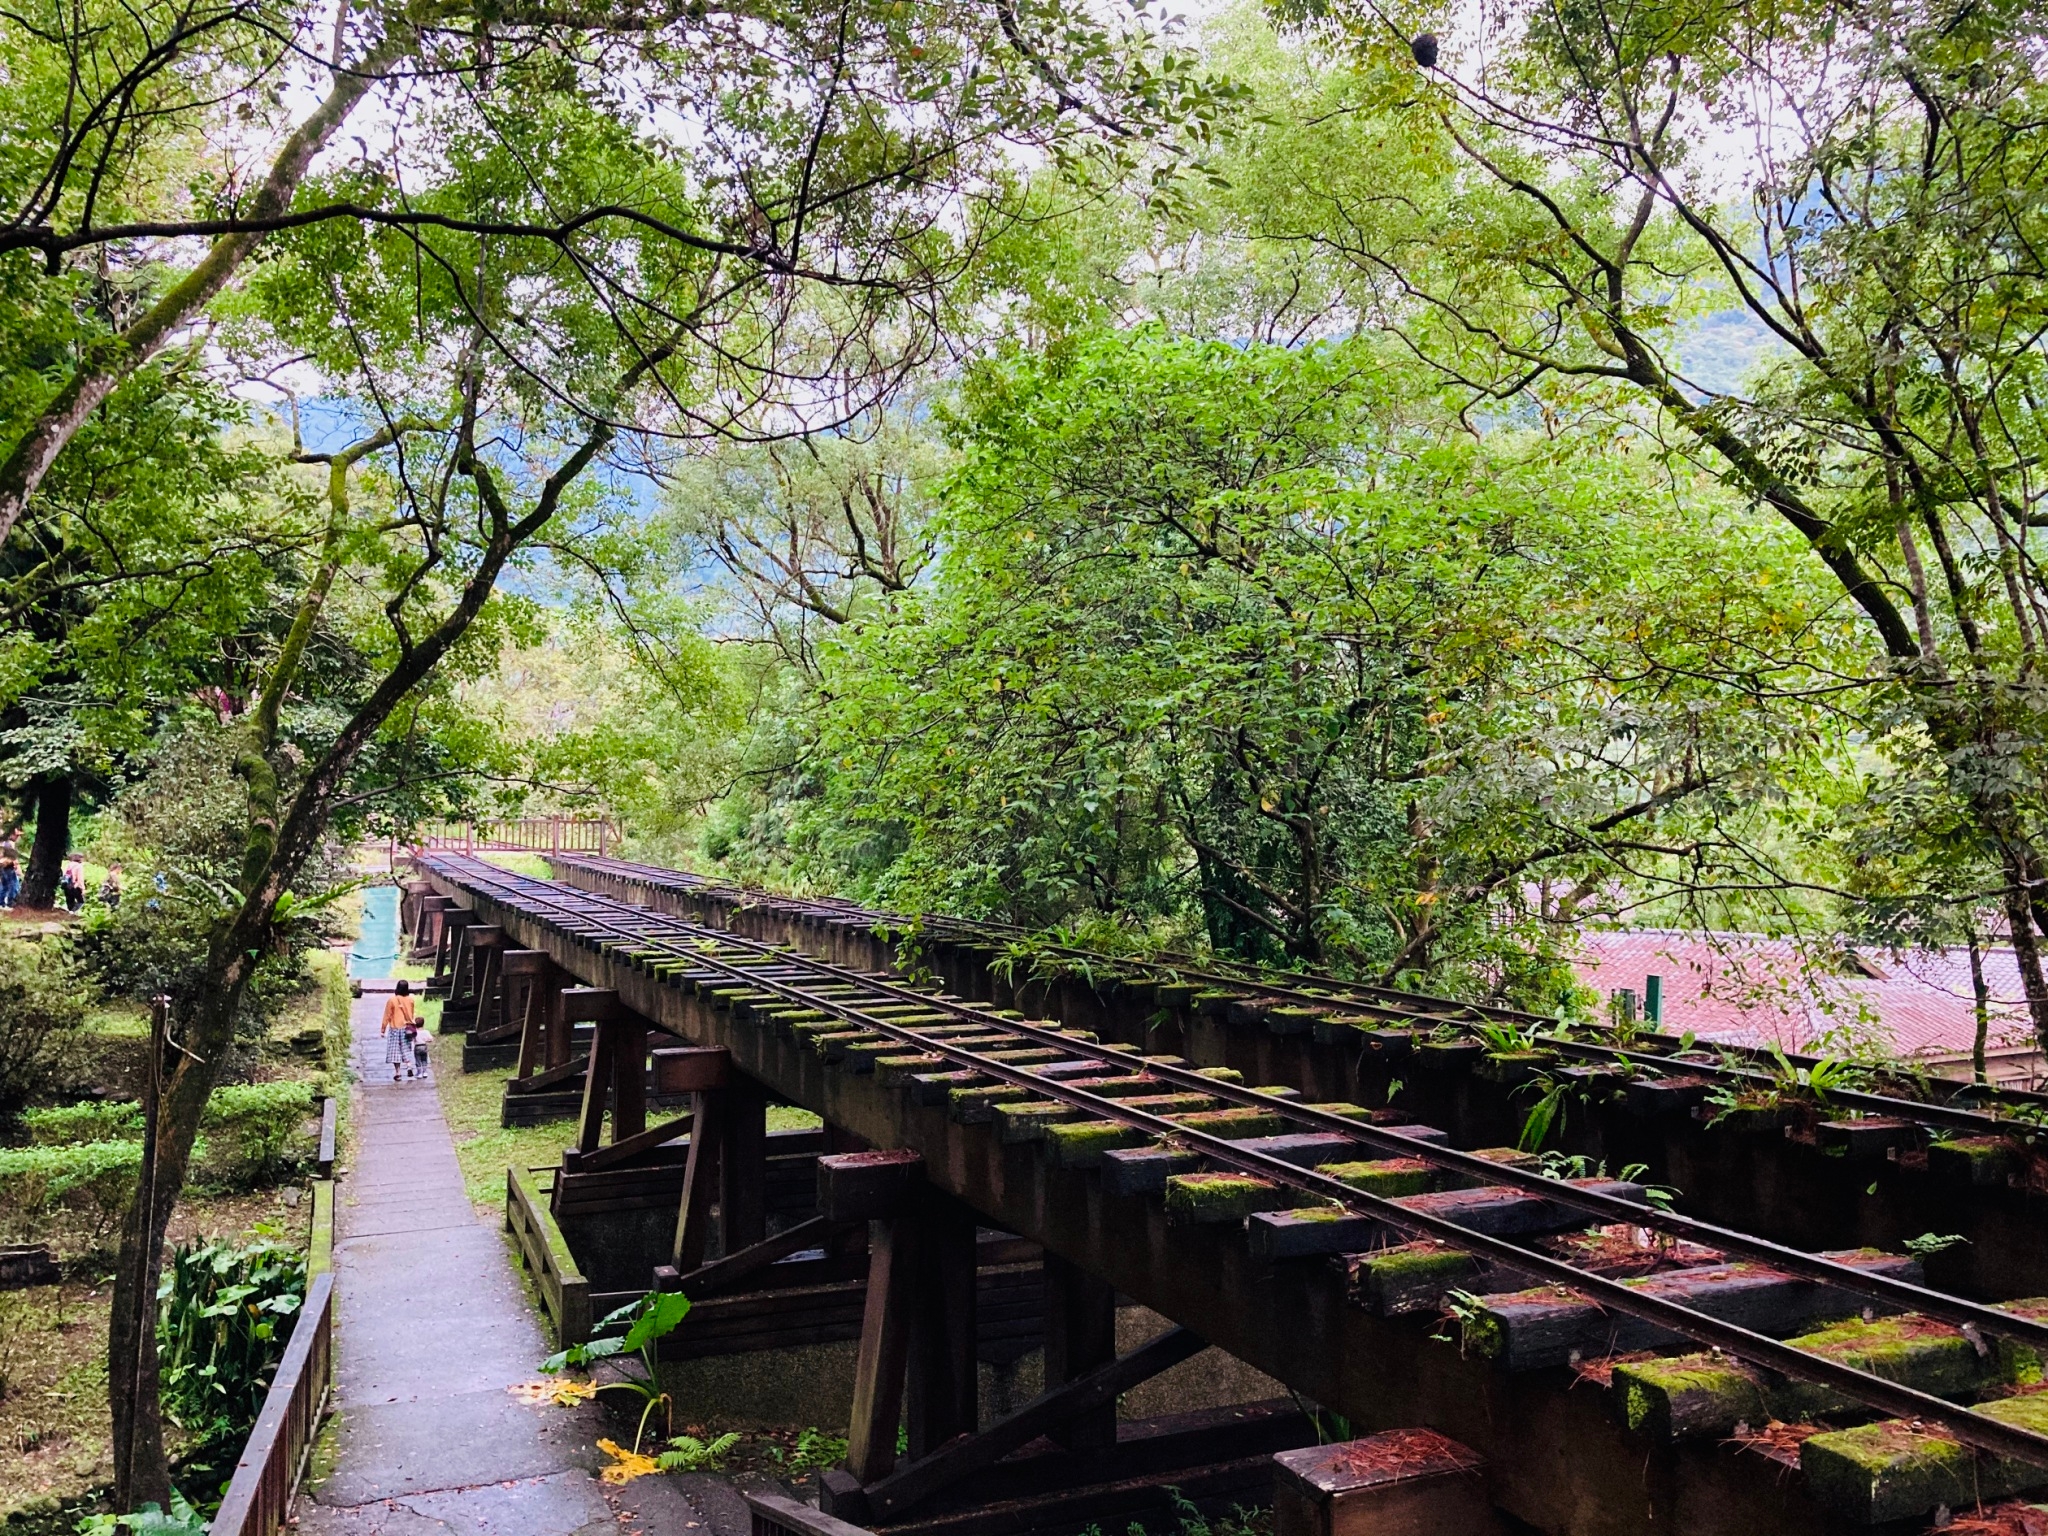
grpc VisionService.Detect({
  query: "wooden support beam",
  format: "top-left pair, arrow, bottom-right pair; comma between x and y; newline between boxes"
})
907,1192 -> 978,1457
506,1052 -> 586,1095
843,1212 -> 920,1487
559,986 -> 623,1023
670,1090 -> 725,1272
652,1046 -> 730,1095
566,1111 -> 693,1174
612,1018 -> 648,1143
818,1150 -> 923,1224
1043,1252 -> 1118,1450
505,951 -> 552,1076
660,1213 -> 838,1300
721,1072 -> 768,1253
850,1324 -> 1209,1522
576,1017 -> 619,1156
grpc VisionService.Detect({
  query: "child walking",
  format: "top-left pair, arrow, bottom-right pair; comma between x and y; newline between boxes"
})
381,978 -> 418,1082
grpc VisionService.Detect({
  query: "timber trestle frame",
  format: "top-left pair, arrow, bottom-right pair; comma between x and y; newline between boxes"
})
421,853 -> 2048,1535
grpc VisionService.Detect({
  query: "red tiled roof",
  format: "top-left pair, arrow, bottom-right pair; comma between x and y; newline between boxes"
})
1568,930 -> 2037,1060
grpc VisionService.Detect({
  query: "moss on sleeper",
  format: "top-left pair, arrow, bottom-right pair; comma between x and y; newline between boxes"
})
1045,1120 -> 1154,1168
1196,1066 -> 1245,1084
1163,1172 -> 1294,1224
1170,1107 -> 1285,1140
1611,1355 -> 1767,1440
1772,1315 -> 1997,1418
1319,1158 -> 1436,1198
873,1053 -> 946,1085
1799,1420 -> 1984,1524
993,1100 -> 1083,1142
1348,1243 -> 1479,1314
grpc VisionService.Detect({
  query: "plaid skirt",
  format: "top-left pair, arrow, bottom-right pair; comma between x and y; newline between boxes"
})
384,1028 -> 413,1065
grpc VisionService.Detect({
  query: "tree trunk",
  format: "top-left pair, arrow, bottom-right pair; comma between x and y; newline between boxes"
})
107,952 -> 254,1508
18,772 -> 69,909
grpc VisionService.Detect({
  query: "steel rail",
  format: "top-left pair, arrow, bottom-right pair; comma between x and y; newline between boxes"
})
428,853 -> 2048,1470
553,853 -> 2048,1128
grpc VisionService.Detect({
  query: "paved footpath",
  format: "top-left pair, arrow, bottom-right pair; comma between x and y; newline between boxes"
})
296,994 -> 748,1536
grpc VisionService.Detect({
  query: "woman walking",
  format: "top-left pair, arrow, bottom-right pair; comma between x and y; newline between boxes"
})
381,978 -> 418,1082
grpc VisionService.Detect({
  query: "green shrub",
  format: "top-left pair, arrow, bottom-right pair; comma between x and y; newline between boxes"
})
0,1140 -> 146,1245
21,1099 -> 144,1145
200,1082 -> 317,1185
0,936 -> 87,1112
306,948 -> 354,1089
158,1235 -> 306,1450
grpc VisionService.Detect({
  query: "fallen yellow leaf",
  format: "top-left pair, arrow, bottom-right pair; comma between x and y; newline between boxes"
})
597,1438 -> 662,1484
508,1379 -> 597,1407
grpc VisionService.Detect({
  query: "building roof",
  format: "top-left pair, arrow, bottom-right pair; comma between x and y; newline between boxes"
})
1568,929 -> 2038,1062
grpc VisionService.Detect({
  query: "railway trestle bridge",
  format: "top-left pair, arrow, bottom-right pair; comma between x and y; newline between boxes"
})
400,853 -> 2048,1536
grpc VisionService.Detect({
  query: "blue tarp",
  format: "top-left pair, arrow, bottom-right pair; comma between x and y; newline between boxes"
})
348,885 -> 400,980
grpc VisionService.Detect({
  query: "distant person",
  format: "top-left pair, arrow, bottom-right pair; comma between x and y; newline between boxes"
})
382,978 -> 418,1083
0,828 -> 18,908
98,863 -> 123,909
58,854 -> 85,912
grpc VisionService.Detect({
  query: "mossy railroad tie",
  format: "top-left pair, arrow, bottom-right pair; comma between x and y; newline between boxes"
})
1164,1171 -> 1303,1225
814,1029 -> 889,1065
1770,1312 -> 2019,1419
1171,1106 -> 1285,1139
1472,1250 -> 1925,1374
1247,1204 -> 1380,1262
1613,1356 -> 1770,1441
1798,1396 -> 2048,1526
1102,1144 -> 1203,1196
1347,1242 -> 1485,1316
1473,1049 -> 1557,1087
1392,1177 -> 1647,1240
948,1083 -> 1033,1123
1319,1157 -> 1439,1199
994,1099 -> 1085,1143
1045,1119 -> 1157,1169
873,1052 -> 947,1086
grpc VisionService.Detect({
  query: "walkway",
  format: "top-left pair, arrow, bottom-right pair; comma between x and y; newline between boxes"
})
295,993 -> 747,1536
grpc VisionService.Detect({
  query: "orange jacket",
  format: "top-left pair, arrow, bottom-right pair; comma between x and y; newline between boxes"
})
381,995 -> 418,1033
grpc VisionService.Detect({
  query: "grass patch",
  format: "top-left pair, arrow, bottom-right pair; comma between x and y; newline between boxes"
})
479,853 -> 552,878
427,1034 -> 575,1214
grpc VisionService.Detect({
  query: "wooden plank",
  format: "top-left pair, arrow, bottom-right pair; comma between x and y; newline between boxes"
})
613,1020 -> 648,1143
210,1271 -> 334,1536
315,1098 -> 337,1178
744,1491 -> 879,1536
307,1180 -> 335,1278
507,1165 -> 591,1344
908,1195 -> 978,1458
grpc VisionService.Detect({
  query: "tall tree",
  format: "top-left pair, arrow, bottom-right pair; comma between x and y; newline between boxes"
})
1249,0 -> 2048,1039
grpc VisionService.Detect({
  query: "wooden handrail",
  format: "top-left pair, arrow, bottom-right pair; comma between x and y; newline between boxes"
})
210,1270 -> 335,1536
